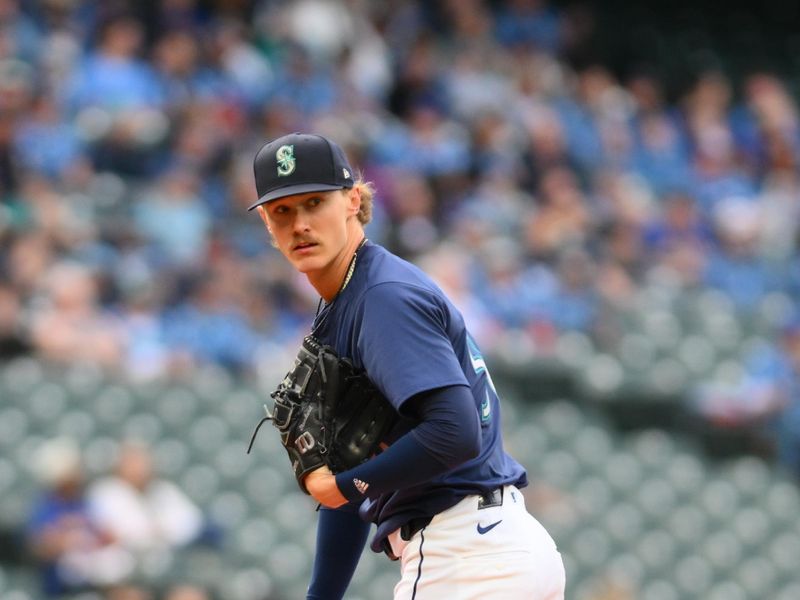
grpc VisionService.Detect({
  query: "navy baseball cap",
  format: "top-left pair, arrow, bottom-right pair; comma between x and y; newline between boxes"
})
248,132 -> 354,210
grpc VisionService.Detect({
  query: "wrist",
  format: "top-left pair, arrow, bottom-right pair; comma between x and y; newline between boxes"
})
335,471 -> 365,503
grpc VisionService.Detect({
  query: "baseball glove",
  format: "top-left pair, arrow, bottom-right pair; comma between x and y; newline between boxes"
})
247,335 -> 397,494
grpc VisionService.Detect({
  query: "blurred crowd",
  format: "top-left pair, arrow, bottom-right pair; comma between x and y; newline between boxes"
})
0,0 -> 799,473
26,437 -> 223,599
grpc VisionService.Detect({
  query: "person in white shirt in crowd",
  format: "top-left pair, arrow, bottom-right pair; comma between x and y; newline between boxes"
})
87,440 -> 207,556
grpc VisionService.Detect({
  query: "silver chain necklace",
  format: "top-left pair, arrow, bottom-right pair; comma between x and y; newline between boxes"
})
312,237 -> 368,334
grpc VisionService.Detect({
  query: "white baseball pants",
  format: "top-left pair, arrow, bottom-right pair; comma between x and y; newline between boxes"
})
388,485 -> 566,599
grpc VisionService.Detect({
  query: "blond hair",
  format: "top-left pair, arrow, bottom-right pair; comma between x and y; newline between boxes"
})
353,179 -> 374,225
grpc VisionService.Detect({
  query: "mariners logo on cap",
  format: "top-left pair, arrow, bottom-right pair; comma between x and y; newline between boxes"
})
276,144 -> 296,176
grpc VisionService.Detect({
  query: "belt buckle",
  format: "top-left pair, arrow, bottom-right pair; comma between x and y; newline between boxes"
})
478,487 -> 503,510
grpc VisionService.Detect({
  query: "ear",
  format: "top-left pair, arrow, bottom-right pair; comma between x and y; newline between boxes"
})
256,205 -> 271,230
346,187 -> 361,216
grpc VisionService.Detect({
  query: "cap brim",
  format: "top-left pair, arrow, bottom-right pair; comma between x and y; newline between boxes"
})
247,183 -> 346,211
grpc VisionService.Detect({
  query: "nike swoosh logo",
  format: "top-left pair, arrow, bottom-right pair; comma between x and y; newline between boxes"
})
477,520 -> 503,535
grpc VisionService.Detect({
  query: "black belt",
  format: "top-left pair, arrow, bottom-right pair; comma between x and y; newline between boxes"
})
478,487 -> 503,510
383,488 -> 504,559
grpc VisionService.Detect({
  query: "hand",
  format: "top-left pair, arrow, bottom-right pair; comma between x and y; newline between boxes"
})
304,465 -> 348,508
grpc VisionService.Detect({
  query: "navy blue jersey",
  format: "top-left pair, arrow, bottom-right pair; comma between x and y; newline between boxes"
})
312,241 -> 527,550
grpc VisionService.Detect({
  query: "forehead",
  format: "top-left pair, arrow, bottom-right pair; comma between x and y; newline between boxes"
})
266,189 -> 343,209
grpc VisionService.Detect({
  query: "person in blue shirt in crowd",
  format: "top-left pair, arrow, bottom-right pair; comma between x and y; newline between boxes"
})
26,438 -> 134,597
249,132 -> 565,599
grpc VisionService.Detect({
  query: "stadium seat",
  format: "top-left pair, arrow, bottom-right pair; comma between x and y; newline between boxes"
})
702,529 -> 744,573
154,387 -> 200,431
617,331 -> 657,373
604,452 -> 645,496
727,456 -> 772,499
667,505 -> 709,547
641,578 -> 681,600
63,362 -> 104,399
605,551 -> 646,590
0,408 -> 29,450
180,463 -> 221,505
55,409 -> 96,444
91,384 -> 135,429
209,490 -> 249,530
764,480 -> 800,524
539,401 -> 584,442
188,366 -> 235,407
699,479 -> 741,524
506,421 -> 550,466
554,330 -> 595,369
572,475 -> 614,516
365,571 -> 403,600
706,581 -> 748,600
244,466 -> 288,509
578,353 -> 625,399
83,435 -> 120,476
273,493 -> 317,535
0,358 -> 44,397
736,556 -> 779,599
152,437 -> 191,478
732,506 -> 771,548
265,541 -> 311,585
638,531 -> 680,575
188,414 -> 229,456
634,478 -> 679,522
222,388 -> 264,435
664,453 -> 707,498
677,334 -> 717,378
27,382 -> 68,429
628,429 -> 676,470
603,502 -> 644,545
641,309 -> 683,354
674,554 -> 714,597
768,532 -> 800,576
234,517 -> 278,558
220,567 -> 274,600
777,581 -> 800,600
540,449 -> 581,489
571,425 -> 614,468
122,411 -> 165,443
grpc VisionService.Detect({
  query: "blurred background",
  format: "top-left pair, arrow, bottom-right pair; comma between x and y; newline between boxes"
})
1,0 -> 800,598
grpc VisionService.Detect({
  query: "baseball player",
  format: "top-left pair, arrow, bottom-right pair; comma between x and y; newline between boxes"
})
249,132 -> 565,599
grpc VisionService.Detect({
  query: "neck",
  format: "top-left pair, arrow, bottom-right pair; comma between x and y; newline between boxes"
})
308,229 -> 366,302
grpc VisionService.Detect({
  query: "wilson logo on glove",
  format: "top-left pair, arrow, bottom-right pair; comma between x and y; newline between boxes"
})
295,431 -> 316,454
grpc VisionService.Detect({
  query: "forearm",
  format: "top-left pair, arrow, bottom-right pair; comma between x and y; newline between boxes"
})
335,385 -> 480,502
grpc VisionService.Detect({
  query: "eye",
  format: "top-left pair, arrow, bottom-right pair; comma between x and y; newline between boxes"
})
272,204 -> 289,215
307,196 -> 323,208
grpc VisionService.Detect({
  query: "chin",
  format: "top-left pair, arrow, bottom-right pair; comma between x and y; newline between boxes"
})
291,255 -> 325,274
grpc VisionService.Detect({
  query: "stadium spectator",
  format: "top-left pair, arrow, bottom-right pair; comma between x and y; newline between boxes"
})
132,166 -> 211,268
87,441 -> 213,558
65,12 -> 166,175
703,197 -> 780,313
26,438 -> 134,597
28,260 -> 126,370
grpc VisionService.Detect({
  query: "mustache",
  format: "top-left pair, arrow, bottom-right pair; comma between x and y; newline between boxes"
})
292,237 -> 318,248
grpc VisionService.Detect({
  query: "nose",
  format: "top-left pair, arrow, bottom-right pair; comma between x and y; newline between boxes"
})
291,208 -> 311,234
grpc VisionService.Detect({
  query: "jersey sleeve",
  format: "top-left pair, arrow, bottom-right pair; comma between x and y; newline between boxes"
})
357,282 -> 469,410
